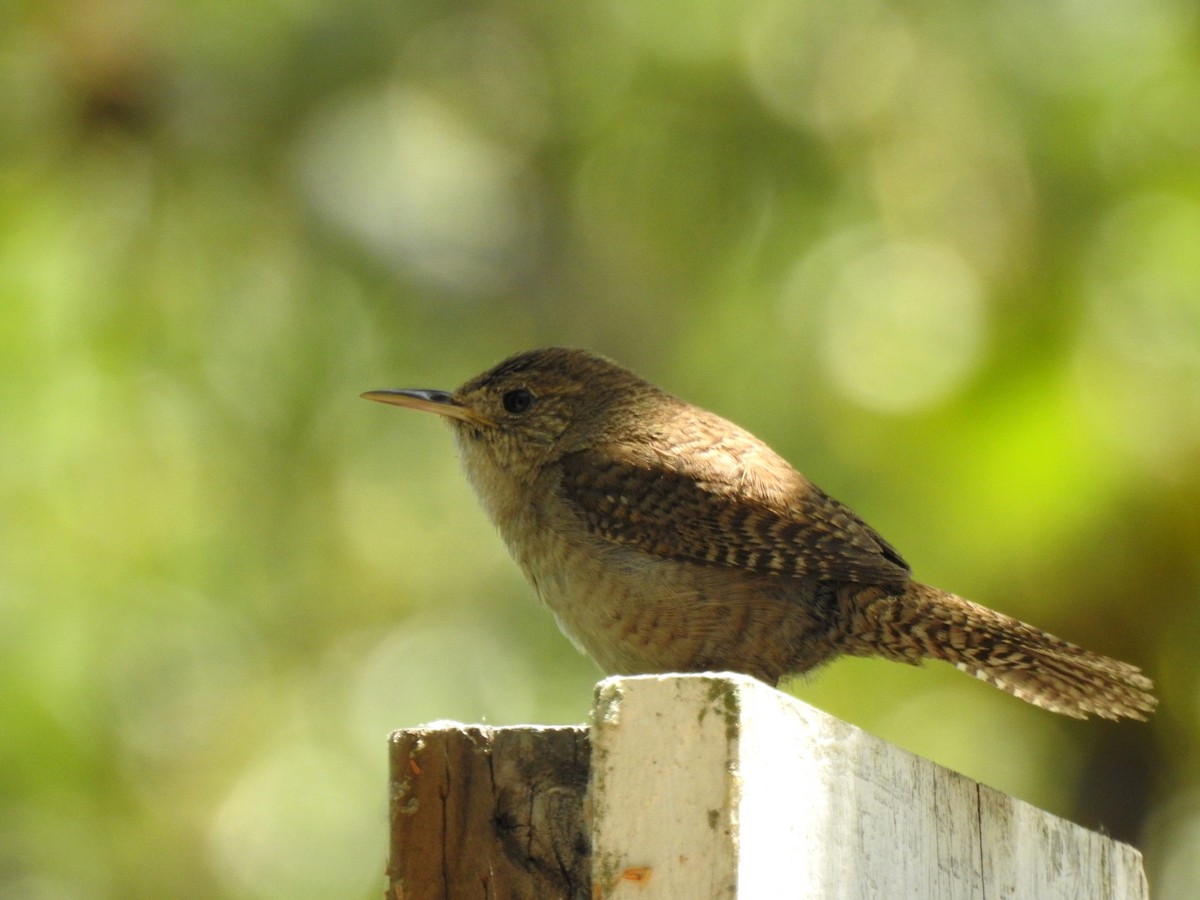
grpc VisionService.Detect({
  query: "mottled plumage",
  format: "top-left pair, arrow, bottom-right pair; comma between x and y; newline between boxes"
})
560,446 -> 910,586
364,347 -> 1157,721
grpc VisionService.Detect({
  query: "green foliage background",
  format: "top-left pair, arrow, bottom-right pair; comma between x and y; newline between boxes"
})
3,1 -> 1199,896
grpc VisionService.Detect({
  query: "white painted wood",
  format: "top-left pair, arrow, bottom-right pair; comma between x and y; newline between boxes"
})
587,672 -> 1147,900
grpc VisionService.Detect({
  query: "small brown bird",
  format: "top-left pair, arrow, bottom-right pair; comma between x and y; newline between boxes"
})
364,347 -> 1156,721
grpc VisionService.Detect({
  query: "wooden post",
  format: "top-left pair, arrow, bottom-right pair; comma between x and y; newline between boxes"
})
387,724 -> 590,899
388,673 -> 1148,899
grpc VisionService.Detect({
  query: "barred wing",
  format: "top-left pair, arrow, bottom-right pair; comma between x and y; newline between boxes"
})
559,445 -> 910,587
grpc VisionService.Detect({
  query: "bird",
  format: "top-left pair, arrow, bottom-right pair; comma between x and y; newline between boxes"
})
363,347 -> 1156,721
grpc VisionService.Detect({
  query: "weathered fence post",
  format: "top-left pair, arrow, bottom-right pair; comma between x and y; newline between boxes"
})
388,673 -> 1148,899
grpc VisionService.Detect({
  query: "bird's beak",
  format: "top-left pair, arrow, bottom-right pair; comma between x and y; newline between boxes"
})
360,388 -> 494,427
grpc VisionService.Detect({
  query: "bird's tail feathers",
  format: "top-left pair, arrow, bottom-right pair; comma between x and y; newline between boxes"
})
842,582 -> 1156,721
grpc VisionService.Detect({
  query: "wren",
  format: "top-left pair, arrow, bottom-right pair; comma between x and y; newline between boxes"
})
364,347 -> 1155,721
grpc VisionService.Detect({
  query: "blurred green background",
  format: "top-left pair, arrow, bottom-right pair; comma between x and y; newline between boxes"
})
2,0 -> 1199,896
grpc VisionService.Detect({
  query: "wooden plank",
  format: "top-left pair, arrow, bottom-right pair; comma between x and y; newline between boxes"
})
387,724 -> 590,899
386,674 -> 1147,898
589,676 -> 741,898
588,673 -> 1147,899
978,784 -> 1149,898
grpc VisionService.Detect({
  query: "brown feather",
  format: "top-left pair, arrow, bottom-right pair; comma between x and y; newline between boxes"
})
560,427 -> 909,588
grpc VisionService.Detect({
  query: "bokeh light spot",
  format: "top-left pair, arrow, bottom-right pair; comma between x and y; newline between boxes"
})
348,616 -> 539,756
292,85 -> 534,295
1076,193 -> 1200,467
208,745 -> 379,900
742,0 -> 914,134
803,238 -> 987,413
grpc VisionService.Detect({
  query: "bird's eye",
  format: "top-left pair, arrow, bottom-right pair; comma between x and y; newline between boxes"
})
502,388 -> 535,414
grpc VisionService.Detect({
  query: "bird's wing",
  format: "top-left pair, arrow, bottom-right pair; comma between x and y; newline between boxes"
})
558,443 -> 910,587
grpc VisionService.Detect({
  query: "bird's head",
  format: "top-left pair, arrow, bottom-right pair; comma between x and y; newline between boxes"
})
363,347 -> 667,486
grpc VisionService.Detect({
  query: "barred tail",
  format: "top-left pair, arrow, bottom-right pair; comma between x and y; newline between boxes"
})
844,582 -> 1157,721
